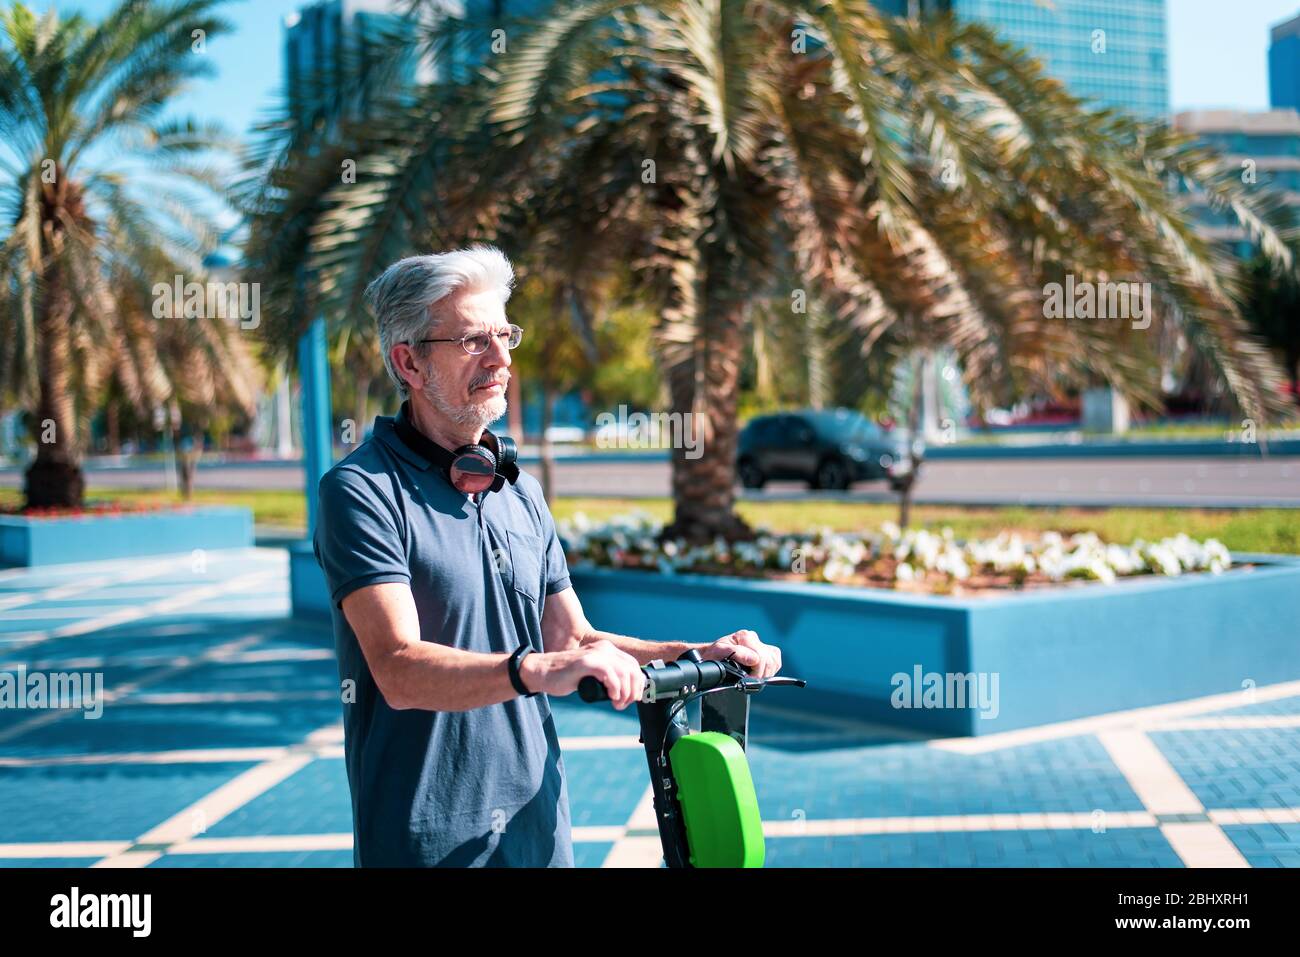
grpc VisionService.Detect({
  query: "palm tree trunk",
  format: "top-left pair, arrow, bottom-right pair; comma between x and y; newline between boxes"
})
539,384 -> 554,502
175,426 -> 200,500
537,288 -> 569,502
507,373 -> 524,438
105,400 -> 120,455
807,301 -> 829,410
24,257 -> 84,508
661,301 -> 753,544
898,353 -> 926,528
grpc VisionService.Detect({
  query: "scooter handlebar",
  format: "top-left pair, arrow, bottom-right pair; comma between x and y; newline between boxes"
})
577,657 -> 746,704
578,675 -> 610,702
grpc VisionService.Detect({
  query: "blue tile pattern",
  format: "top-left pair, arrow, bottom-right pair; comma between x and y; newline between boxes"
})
1,547 -> 1298,868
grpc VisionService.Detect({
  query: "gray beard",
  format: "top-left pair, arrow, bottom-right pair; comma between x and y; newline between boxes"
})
421,375 -> 507,432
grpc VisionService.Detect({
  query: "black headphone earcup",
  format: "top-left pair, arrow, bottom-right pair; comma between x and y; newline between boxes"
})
448,444 -> 498,494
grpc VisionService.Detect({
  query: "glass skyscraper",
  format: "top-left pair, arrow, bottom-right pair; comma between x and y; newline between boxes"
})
284,0 -> 554,124
284,0 -> 438,131
875,0 -> 1169,119
1174,110 -> 1300,260
1269,14 -> 1300,111
1169,14 -> 1300,260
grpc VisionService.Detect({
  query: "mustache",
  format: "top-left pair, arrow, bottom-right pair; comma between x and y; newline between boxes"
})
471,375 -> 509,391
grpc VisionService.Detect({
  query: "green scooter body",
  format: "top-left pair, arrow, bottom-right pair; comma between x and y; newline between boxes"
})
669,731 -> 765,868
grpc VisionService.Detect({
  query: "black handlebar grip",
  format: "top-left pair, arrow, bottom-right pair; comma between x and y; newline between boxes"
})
578,676 -> 609,703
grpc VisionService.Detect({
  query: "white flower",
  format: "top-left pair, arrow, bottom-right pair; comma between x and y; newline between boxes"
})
558,514 -> 1231,588
1205,538 -> 1232,569
822,556 -> 857,582
1145,543 -> 1181,576
935,548 -> 970,580
1104,544 -> 1141,575
1087,558 -> 1116,584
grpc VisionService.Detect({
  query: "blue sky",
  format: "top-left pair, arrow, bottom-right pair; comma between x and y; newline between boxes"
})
29,0 -> 1300,138
34,0 -> 303,141
1171,0 -> 1300,112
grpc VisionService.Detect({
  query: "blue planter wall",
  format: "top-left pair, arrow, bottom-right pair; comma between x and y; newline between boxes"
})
571,558 -> 1300,736
289,542 -> 1300,737
290,540 -> 333,620
0,507 -> 253,567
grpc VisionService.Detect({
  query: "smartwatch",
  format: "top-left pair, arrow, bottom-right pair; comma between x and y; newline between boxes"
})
508,643 -> 538,698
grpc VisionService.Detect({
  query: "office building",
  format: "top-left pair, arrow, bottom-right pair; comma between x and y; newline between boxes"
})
1174,109 -> 1300,260
876,0 -> 1169,119
1270,13 -> 1300,111
284,0 -> 438,132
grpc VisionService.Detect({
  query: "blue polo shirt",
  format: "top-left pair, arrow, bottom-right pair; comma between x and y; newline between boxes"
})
312,405 -> 574,867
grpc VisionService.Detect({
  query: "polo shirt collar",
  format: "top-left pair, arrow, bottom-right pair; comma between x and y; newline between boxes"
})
391,399 -> 456,471
375,403 -> 437,471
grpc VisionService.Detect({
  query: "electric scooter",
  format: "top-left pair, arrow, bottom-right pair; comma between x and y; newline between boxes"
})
578,648 -> 806,868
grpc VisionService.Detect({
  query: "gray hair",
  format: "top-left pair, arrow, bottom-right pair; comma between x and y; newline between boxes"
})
364,244 -> 516,399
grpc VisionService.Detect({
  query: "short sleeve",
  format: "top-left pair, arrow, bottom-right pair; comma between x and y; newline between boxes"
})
528,482 -> 571,596
313,467 -> 412,609
544,515 -> 572,596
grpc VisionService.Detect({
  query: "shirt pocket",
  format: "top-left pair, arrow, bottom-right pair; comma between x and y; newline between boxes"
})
506,529 -> 543,604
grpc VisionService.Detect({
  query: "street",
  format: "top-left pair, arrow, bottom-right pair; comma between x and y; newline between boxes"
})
4,455 -> 1297,507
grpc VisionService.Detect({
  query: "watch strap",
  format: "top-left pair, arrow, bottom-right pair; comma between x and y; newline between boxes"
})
508,644 -> 537,698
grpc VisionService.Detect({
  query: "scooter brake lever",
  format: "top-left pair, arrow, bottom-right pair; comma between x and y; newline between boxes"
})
734,675 -> 808,695
760,676 -> 807,688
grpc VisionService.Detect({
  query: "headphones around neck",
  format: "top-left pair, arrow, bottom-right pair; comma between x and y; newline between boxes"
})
394,401 -> 520,495
447,431 -> 519,495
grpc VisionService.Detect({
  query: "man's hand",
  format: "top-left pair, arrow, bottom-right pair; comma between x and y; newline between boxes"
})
696,629 -> 782,679
520,638 -> 646,710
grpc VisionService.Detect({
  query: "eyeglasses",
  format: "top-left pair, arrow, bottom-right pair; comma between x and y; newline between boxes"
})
410,324 -> 523,356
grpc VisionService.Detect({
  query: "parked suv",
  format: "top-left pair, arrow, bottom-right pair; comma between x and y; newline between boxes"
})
736,408 -> 909,491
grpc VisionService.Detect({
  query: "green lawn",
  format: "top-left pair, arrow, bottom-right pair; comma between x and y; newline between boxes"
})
556,498 -> 1300,555
0,487 -> 306,529
3,487 -> 1296,555
950,423 -> 1300,446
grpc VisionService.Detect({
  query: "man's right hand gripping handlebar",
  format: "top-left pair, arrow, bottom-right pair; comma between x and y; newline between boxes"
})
518,638 -> 646,710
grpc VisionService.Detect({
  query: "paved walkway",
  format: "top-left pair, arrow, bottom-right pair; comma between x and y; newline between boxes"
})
1,548 -> 1297,868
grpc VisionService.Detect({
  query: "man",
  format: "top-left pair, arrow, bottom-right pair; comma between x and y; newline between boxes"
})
313,245 -> 783,867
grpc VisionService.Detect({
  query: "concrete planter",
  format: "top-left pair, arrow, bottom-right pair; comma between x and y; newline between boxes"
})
0,506 -> 253,567
288,542 -> 1300,736
567,557 -> 1300,736
289,540 -> 331,620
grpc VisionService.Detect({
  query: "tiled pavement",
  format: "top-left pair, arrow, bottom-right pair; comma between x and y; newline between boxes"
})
2,548 -> 1299,868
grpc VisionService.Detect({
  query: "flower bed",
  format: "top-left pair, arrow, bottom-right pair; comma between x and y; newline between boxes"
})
1,501 -> 189,519
557,512 -> 1235,596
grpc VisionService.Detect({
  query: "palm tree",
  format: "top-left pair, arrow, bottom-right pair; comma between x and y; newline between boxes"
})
486,1 -> 1298,542
249,0 -> 1296,543
0,0 -> 256,508
1240,250 -> 1300,403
